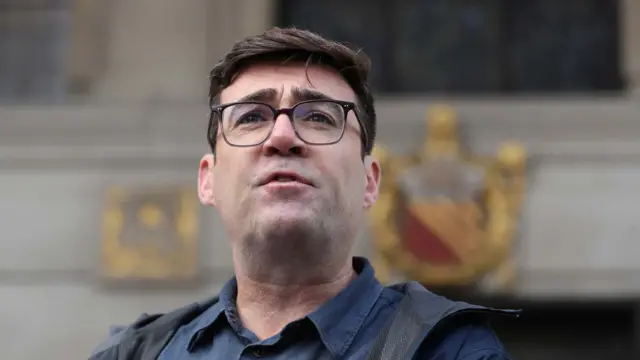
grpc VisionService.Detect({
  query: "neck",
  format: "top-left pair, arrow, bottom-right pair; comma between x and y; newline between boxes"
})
233,256 -> 355,340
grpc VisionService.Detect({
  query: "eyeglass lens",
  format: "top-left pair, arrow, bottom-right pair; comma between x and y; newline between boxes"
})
220,101 -> 346,146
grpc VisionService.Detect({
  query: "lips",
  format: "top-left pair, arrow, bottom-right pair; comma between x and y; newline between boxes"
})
259,171 -> 313,187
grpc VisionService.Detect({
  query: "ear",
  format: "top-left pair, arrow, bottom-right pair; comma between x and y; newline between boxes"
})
363,155 -> 381,209
198,154 -> 216,206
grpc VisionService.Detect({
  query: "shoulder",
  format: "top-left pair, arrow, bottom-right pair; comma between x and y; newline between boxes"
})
389,282 -> 517,360
89,296 -> 220,358
425,321 -> 512,359
89,314 -> 154,357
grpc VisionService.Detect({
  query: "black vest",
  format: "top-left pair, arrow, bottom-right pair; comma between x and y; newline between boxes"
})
89,281 -> 519,360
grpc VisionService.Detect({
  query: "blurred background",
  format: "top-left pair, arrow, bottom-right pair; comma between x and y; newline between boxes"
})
1,0 -> 640,359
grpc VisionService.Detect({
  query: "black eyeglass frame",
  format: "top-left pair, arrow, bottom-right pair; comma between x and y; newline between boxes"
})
208,99 -> 369,150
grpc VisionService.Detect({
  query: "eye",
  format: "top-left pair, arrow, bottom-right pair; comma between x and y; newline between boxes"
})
302,112 -> 336,125
236,111 -> 268,124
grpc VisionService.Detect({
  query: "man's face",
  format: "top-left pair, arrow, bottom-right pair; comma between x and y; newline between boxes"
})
198,63 -> 380,262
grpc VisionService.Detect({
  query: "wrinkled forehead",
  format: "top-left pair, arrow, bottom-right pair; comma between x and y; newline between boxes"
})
219,63 -> 357,106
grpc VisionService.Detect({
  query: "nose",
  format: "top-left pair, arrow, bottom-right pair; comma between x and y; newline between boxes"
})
261,113 -> 307,156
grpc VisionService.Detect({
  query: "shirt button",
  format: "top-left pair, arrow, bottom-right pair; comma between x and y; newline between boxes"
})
252,348 -> 263,357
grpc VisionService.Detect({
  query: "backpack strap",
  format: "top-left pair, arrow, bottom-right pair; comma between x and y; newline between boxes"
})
366,282 -> 518,360
90,296 -> 219,360
127,302 -> 203,360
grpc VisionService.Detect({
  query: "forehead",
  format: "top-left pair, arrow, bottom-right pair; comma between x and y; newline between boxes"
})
219,63 -> 357,104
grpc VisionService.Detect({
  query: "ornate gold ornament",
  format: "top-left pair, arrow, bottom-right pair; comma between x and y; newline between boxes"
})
100,186 -> 199,283
370,105 -> 527,286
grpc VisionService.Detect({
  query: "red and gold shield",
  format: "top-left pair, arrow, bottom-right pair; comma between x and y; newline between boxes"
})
370,105 -> 527,287
401,200 -> 483,267
397,159 -> 486,268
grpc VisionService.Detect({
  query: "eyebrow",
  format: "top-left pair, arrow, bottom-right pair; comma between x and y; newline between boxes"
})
290,87 -> 335,102
236,87 -> 336,104
237,88 -> 278,103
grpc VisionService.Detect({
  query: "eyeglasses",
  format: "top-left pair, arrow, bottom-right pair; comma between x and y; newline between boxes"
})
209,99 -> 367,148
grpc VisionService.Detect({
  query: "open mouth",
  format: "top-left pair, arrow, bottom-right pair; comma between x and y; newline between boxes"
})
261,172 -> 313,186
272,175 -> 298,182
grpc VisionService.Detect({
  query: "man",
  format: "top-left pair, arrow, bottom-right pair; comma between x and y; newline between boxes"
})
90,27 -> 517,360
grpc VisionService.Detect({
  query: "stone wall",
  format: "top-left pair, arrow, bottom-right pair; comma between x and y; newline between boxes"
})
2,0 -> 640,358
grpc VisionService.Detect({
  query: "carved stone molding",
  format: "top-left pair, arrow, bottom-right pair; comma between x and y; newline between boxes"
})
375,97 -> 640,164
1,98 -> 639,167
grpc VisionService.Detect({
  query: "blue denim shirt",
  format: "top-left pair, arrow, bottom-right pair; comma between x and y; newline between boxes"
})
91,256 -> 513,359
158,257 -> 404,359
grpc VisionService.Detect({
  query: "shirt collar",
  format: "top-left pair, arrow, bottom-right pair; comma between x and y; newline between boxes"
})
186,280 -> 235,352
307,257 -> 384,357
186,257 -> 384,356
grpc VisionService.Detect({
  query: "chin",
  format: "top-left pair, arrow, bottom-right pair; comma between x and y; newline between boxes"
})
262,214 -> 314,233
262,203 -> 314,220
253,208 -> 318,235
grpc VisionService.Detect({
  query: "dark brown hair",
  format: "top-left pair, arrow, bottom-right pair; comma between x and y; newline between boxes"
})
207,27 -> 376,155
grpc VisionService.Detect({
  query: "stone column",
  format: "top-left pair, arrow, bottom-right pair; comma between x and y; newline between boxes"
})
67,0 -> 110,94
236,0 -> 276,38
205,0 -> 277,65
623,0 -> 640,97
94,0 -> 210,102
